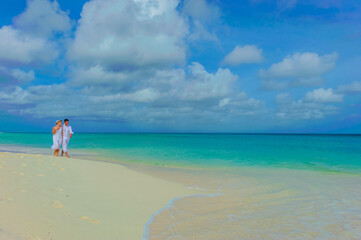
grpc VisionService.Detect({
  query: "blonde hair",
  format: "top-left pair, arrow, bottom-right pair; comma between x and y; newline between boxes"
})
55,120 -> 62,124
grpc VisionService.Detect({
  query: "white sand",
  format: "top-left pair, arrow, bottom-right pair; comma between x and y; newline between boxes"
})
0,152 -> 196,240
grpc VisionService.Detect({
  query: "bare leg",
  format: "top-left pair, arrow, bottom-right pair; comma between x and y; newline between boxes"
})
53,150 -> 57,156
61,150 -> 64,156
56,149 -> 59,156
64,152 -> 70,158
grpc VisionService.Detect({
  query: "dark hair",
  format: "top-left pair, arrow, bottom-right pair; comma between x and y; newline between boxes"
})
64,119 -> 69,122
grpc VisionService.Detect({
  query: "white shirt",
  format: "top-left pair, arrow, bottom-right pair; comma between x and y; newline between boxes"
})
62,125 -> 73,139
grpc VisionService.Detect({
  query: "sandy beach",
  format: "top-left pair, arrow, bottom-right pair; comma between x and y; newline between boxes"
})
0,152 -> 197,240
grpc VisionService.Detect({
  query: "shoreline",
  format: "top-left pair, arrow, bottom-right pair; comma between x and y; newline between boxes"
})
0,151 -> 199,240
142,188 -> 223,240
1,143 -> 360,176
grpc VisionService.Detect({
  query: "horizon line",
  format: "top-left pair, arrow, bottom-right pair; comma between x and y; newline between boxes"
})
1,132 -> 360,135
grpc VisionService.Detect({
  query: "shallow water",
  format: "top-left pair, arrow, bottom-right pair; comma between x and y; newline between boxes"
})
138,166 -> 361,240
0,133 -> 360,173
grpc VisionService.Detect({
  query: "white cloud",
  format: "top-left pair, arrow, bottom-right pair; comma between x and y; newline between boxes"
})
260,52 -> 337,79
80,62 -> 240,104
218,92 -> 263,116
0,62 -> 265,125
134,0 -> 179,18
182,0 -> 220,24
221,45 -> 264,66
0,26 -> 58,66
178,62 -> 238,101
127,88 -> 159,103
0,0 -> 72,86
275,88 -> 342,120
91,88 -> 160,103
304,88 -> 343,103
338,81 -> 361,94
181,0 -> 221,42
11,69 -> 35,83
68,0 -> 188,70
0,84 -> 69,104
187,20 -> 218,42
68,65 -> 146,87
13,0 -> 73,37
0,86 -> 31,104
260,52 -> 338,90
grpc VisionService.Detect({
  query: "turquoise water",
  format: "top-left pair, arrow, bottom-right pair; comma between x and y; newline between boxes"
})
0,133 -> 360,173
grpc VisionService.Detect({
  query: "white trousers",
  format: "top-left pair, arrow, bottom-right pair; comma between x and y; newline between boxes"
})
62,138 -> 70,152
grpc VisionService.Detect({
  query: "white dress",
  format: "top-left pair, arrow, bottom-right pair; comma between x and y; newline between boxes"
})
51,127 -> 62,150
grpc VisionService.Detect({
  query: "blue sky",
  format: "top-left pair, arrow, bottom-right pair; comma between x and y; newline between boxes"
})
0,0 -> 360,133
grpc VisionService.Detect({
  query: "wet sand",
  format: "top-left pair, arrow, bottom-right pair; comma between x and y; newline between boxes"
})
132,164 -> 361,240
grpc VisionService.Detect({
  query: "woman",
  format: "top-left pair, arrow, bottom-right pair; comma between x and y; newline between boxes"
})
51,120 -> 62,156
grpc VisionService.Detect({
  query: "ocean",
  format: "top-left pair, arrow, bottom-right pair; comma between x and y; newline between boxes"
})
1,133 -> 360,239
0,133 -> 360,173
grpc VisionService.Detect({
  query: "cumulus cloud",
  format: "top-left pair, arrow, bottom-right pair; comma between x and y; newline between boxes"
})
186,20 -> 218,42
0,67 -> 35,85
0,0 -> 72,87
2,0 -> 349,131
91,88 -> 160,103
13,0 -> 73,37
338,81 -> 361,94
0,26 -> 58,66
68,65 -> 147,87
11,69 -> 35,83
260,52 -> 338,90
275,87 -> 342,120
0,84 -> 69,104
304,88 -> 343,103
0,62 -> 265,125
221,45 -> 264,66
182,0 -> 220,24
260,52 -> 337,79
0,86 -> 31,104
53,0 -> 262,126
68,0 -> 188,70
74,62 -> 242,105
180,0 -> 221,42
178,62 -> 238,101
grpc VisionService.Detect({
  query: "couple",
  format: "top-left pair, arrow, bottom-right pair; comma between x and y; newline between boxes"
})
51,119 -> 74,158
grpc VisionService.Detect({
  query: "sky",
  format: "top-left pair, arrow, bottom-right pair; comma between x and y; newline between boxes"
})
0,0 -> 360,133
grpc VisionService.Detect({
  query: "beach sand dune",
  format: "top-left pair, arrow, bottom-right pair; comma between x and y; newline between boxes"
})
0,152 -> 196,240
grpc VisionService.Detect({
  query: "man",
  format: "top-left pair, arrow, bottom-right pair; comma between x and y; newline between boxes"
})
61,119 -> 73,158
